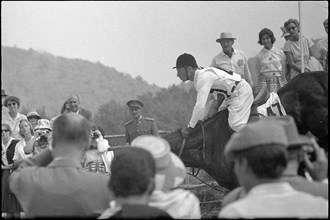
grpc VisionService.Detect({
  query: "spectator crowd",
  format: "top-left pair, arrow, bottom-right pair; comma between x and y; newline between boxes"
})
1,18 -> 328,219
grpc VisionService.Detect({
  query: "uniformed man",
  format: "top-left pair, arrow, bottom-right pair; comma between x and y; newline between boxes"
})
124,100 -> 159,144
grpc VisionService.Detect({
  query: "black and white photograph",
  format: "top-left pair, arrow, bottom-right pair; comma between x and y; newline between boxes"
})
1,1 -> 328,218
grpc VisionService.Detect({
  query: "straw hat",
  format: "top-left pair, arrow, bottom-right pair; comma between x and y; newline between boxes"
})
131,135 -> 187,191
34,119 -> 52,131
216,32 -> 237,42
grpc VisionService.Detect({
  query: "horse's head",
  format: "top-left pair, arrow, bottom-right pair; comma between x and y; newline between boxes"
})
163,109 -> 238,189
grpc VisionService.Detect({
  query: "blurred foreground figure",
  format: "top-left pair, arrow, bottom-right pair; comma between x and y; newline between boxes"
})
218,119 -> 328,218
132,135 -> 201,219
98,147 -> 172,219
222,116 -> 328,207
9,113 -> 113,218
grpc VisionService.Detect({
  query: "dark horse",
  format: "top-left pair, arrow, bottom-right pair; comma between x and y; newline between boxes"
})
163,71 -> 328,190
278,71 -> 328,151
163,109 -> 238,190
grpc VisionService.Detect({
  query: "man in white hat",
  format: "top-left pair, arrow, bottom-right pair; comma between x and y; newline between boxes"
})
211,32 -> 253,86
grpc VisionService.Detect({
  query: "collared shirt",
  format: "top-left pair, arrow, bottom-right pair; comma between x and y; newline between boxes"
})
189,68 -> 241,128
283,35 -> 314,63
2,112 -> 27,140
219,182 -> 328,218
256,47 -> 286,76
12,137 -> 34,161
211,49 -> 253,85
149,189 -> 201,219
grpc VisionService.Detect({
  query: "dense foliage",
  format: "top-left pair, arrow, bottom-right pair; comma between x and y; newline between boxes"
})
2,46 -> 197,135
1,46 -> 160,117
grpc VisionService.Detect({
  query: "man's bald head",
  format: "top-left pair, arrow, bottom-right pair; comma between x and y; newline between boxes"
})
52,113 -> 91,149
67,94 -> 80,113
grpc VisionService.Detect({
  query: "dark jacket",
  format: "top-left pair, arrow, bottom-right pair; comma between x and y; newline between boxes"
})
125,117 -> 159,144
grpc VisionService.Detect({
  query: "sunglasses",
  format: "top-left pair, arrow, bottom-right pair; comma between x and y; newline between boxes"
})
28,116 -> 40,120
2,129 -> 10,132
287,26 -> 296,31
7,102 -> 17,107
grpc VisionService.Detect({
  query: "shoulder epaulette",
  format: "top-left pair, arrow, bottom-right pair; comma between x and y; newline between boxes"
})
125,120 -> 133,126
145,117 -> 154,121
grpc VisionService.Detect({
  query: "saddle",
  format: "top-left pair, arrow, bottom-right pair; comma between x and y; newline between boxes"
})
248,86 -> 271,123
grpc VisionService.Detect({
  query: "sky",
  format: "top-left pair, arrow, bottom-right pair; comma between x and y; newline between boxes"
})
1,1 -> 328,88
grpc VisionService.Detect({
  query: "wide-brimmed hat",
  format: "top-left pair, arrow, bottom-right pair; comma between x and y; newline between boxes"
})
260,116 -> 312,148
127,100 -> 144,109
132,135 -> 186,191
27,111 -> 41,120
1,89 -> 8,97
172,53 -> 198,69
225,120 -> 288,159
34,119 -> 52,131
216,32 -> 237,42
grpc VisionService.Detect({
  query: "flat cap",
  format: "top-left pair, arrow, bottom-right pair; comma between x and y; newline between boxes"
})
224,120 -> 288,158
260,116 -> 312,148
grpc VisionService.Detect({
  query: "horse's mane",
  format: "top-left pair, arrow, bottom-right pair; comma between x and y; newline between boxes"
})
164,109 -> 229,139
190,109 -> 229,135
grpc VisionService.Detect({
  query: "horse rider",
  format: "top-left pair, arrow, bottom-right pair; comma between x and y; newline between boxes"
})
173,53 -> 254,137
124,100 -> 159,144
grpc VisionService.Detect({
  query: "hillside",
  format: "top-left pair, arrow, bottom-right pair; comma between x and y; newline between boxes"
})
1,46 -> 160,117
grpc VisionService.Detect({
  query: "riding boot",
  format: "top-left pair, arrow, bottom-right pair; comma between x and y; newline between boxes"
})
228,126 -> 235,134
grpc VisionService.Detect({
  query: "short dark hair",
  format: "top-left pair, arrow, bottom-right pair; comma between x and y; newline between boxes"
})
284,18 -> 300,32
258,28 -> 276,45
108,147 -> 156,197
233,144 -> 288,179
52,113 -> 91,148
91,124 -> 105,137
4,96 -> 20,108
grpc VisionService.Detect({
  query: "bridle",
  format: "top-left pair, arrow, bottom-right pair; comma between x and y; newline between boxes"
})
178,121 -> 224,191
178,121 -> 206,177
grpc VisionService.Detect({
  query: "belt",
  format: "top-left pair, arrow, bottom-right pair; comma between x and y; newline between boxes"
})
231,80 -> 241,93
210,80 -> 241,98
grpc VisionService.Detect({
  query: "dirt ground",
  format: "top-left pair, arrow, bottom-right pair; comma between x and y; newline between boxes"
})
181,169 -> 230,218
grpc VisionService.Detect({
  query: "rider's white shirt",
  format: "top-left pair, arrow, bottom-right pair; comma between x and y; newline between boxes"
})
256,92 -> 286,117
189,68 -> 241,128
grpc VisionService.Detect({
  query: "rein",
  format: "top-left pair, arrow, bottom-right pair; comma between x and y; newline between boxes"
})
178,121 -> 206,178
178,121 -> 206,160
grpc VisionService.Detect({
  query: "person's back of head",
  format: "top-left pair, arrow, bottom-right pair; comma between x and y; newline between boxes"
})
109,147 -> 156,198
52,113 -> 91,150
225,120 -> 289,180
